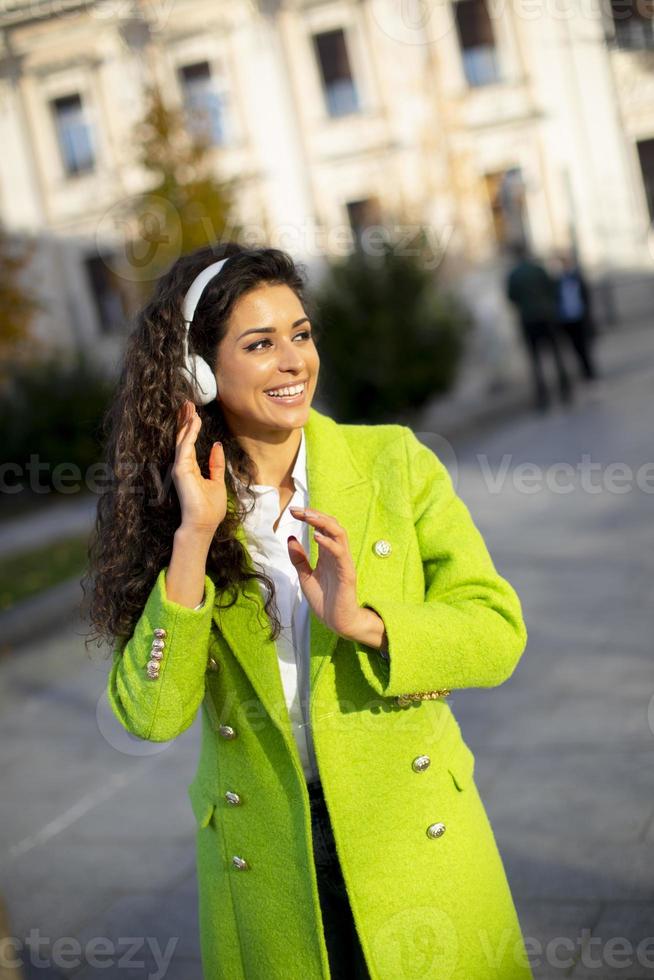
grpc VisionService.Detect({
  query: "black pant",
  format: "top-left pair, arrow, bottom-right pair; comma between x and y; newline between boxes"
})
308,778 -> 370,979
520,318 -> 573,410
559,317 -> 598,381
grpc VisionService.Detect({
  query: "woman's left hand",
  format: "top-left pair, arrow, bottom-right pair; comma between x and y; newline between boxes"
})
286,506 -> 364,640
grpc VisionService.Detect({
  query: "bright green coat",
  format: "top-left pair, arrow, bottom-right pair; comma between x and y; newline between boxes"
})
108,407 -> 533,980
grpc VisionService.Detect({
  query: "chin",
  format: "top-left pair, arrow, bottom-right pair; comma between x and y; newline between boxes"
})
272,404 -> 312,427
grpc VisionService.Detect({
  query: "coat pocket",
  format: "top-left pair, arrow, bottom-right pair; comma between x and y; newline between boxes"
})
446,738 -> 476,791
188,780 -> 216,829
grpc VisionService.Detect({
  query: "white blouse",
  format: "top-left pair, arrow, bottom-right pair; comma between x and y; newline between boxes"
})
203,429 -> 318,783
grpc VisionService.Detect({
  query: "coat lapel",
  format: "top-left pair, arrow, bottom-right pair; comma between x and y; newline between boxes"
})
303,410 -> 373,695
211,408 -> 375,752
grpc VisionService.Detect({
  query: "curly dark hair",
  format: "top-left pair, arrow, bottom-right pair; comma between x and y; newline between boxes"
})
82,241 -> 318,656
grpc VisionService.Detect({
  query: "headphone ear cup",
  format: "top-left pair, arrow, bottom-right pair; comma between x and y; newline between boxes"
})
180,354 -> 218,406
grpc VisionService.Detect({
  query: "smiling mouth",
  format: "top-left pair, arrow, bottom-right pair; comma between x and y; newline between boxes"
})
264,381 -> 307,401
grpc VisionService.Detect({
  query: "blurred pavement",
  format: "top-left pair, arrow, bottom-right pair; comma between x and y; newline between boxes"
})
0,496 -> 97,561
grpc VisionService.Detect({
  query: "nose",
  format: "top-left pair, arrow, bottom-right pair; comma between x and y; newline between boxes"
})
276,337 -> 305,373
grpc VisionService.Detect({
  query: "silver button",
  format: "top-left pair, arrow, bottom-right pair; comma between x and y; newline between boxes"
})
225,791 -> 241,806
146,661 -> 161,679
151,638 -> 165,651
232,855 -> 250,870
150,649 -> 163,661
373,539 -> 392,557
426,822 -> 446,839
207,656 -> 220,673
153,628 -> 167,639
412,755 -> 431,772
219,725 -> 236,739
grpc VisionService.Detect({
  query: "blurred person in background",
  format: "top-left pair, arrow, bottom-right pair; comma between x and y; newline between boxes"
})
85,241 -> 533,980
554,250 -> 600,385
506,242 -> 573,412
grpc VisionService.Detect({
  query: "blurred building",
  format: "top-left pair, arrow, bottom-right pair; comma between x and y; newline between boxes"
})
0,0 -> 653,370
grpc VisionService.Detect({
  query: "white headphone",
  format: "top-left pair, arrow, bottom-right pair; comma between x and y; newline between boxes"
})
179,256 -> 231,405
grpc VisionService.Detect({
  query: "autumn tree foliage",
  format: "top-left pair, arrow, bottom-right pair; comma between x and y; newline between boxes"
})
0,226 -> 41,380
128,83 -> 239,298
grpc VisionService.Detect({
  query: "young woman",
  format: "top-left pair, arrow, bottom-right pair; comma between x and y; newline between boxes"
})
87,242 -> 534,980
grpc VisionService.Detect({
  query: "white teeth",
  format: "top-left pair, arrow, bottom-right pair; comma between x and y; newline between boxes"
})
266,383 -> 305,398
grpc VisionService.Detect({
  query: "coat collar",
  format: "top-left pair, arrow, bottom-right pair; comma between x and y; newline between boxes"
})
211,407 -> 374,759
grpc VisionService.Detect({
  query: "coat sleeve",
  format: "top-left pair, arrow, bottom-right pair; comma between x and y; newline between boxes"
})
107,566 -> 216,742
353,427 -> 528,698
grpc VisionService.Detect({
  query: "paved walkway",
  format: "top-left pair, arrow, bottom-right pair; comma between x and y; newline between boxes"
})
0,495 -> 97,561
0,322 -> 652,978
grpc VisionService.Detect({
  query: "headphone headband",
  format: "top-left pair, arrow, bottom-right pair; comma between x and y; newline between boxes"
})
182,257 -> 231,330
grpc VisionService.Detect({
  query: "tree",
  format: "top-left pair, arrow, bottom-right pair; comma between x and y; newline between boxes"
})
127,82 -> 239,298
311,230 -> 472,423
0,226 -> 42,380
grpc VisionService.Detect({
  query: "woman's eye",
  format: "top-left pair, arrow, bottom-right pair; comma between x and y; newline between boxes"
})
245,339 -> 271,351
245,330 -> 312,352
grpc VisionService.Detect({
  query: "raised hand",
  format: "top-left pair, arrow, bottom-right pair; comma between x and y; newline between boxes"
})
172,400 -> 227,534
286,506 -> 388,651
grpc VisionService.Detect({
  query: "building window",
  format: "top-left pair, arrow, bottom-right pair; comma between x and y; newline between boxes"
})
51,93 -> 95,176
84,255 -> 126,334
313,29 -> 360,118
179,61 -> 227,145
610,0 -> 654,49
637,138 -> 654,219
484,168 -> 529,247
454,0 -> 501,87
346,197 -> 383,247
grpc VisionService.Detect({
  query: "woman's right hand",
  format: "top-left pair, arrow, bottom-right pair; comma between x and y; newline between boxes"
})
172,400 -> 227,534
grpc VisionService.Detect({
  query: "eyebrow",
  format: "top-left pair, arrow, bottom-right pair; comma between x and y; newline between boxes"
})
236,317 -> 311,341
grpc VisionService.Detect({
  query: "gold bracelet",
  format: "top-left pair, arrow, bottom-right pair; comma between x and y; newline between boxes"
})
395,689 -> 451,706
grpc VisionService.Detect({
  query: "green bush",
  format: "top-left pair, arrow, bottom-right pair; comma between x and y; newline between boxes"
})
311,233 -> 472,423
0,352 -> 113,497
0,533 -> 90,610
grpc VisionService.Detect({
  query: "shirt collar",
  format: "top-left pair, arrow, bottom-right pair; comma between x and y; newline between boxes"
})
227,428 -> 308,495
290,428 -> 308,495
